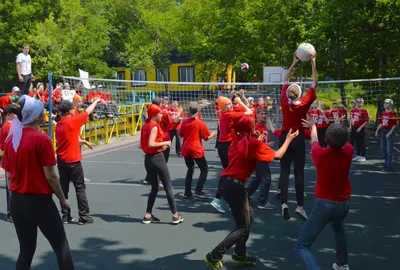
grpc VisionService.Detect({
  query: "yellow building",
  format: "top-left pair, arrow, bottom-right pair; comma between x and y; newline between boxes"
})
109,53 -> 235,92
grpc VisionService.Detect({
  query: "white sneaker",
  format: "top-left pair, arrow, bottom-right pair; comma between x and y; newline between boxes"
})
352,156 -> 360,161
295,206 -> 308,221
333,263 -> 349,270
84,178 -> 91,182
282,203 -> 290,220
358,156 -> 366,162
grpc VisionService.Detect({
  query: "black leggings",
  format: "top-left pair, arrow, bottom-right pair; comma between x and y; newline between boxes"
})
145,152 -> 177,214
184,156 -> 209,194
279,131 -> 305,207
210,177 -> 254,260
10,192 -> 74,270
215,141 -> 231,199
352,126 -> 366,156
168,130 -> 181,155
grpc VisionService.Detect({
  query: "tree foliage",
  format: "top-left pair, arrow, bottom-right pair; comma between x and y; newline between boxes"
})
0,0 -> 399,90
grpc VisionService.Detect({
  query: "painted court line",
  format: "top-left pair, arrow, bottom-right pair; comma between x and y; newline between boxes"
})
84,182 -> 400,200
394,147 -> 400,154
82,160 -> 400,174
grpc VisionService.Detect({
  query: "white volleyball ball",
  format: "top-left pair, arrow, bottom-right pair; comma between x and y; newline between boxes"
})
296,43 -> 316,61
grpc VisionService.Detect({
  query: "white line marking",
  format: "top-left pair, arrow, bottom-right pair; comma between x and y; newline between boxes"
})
84,142 -> 139,159
84,182 -> 400,200
82,160 -> 400,174
393,147 -> 400,154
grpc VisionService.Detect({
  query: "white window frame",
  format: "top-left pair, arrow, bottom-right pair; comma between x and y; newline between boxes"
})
178,66 -> 194,82
131,70 -> 146,86
156,68 -> 170,82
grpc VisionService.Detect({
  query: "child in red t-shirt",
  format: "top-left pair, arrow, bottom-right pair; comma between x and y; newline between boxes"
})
168,100 -> 183,157
179,102 -> 217,198
247,107 -> 276,210
297,118 -> 353,270
140,104 -> 183,225
375,98 -> 398,171
331,103 -> 347,123
204,116 -> 298,269
0,104 -> 18,222
350,98 -> 369,162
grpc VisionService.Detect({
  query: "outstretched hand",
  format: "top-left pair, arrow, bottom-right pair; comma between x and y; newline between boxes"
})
302,118 -> 314,129
293,52 -> 301,65
286,128 -> 299,140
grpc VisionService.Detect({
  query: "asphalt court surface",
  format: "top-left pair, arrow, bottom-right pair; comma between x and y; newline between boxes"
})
0,130 -> 399,269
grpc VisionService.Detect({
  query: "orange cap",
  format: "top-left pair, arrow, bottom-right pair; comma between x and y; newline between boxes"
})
73,94 -> 82,102
217,96 -> 231,111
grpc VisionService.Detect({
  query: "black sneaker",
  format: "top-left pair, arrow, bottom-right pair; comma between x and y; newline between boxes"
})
7,214 -> 13,223
231,252 -> 257,265
62,216 -> 74,224
183,192 -> 193,198
78,217 -> 95,225
194,191 -> 209,199
142,215 -> 161,224
204,253 -> 224,270
172,214 -> 184,224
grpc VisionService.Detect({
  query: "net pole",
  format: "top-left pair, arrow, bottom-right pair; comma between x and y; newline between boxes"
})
48,70 -> 53,138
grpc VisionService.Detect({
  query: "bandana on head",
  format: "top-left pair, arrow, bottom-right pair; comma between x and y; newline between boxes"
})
231,116 -> 254,158
7,95 -> 44,152
145,104 -> 162,123
217,96 -> 231,111
286,84 -> 302,105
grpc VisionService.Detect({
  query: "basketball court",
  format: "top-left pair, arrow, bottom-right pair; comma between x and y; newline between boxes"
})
0,127 -> 399,269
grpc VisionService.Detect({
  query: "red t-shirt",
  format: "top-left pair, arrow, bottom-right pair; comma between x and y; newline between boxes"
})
316,110 -> 331,129
179,118 -> 211,158
281,84 -> 316,132
351,108 -> 369,127
1,128 -> 56,195
307,109 -> 319,124
160,111 -> 173,141
52,91 -> 62,105
168,107 -> 183,130
218,111 -> 244,143
42,92 -> 49,103
0,93 -> 12,108
86,91 -> 101,102
140,121 -> 164,154
56,112 -> 89,163
378,110 -> 398,130
0,121 -> 11,151
161,105 -> 170,112
101,92 -> 111,102
311,141 -> 353,201
252,122 -> 270,143
221,137 -> 275,181
233,105 -> 246,113
331,109 -> 346,121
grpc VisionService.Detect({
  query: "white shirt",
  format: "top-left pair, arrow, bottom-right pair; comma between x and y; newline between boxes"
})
16,53 -> 32,75
62,89 -> 76,102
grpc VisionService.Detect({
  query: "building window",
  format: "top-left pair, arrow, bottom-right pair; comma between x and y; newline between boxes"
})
178,66 -> 194,82
116,71 -> 125,80
131,70 -> 146,86
156,68 -> 170,82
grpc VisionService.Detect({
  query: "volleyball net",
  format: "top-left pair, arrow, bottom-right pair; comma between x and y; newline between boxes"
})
60,76 -> 400,125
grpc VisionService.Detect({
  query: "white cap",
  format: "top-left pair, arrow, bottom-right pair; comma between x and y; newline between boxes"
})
12,86 -> 20,92
98,85 -> 103,88
247,97 -> 254,102
384,98 -> 393,106
63,82 -> 70,87
91,85 -> 96,89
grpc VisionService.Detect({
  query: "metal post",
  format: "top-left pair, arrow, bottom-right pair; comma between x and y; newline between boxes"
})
48,71 -> 53,138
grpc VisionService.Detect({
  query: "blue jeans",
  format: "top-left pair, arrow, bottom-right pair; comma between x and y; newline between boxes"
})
381,129 -> 394,168
247,161 -> 271,205
296,198 -> 350,270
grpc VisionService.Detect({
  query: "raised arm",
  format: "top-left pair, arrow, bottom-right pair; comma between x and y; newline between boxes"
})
310,54 -> 318,89
284,52 -> 301,84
